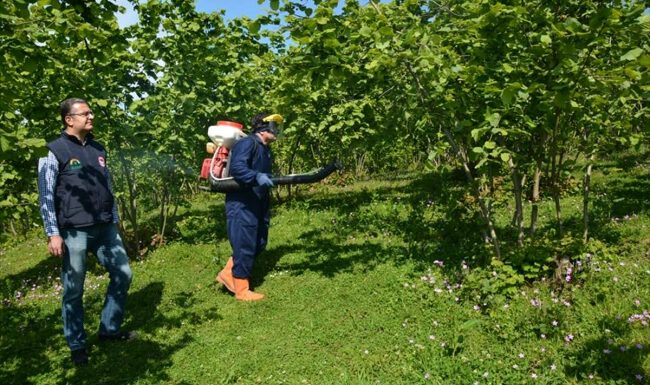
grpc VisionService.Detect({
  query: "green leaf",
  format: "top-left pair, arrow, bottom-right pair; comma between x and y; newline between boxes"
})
248,21 -> 261,34
540,35 -> 552,45
501,87 -> 515,106
22,138 -> 46,148
270,0 -> 279,10
460,319 -> 480,330
95,99 -> 108,107
500,152 -> 511,162
359,26 -> 372,37
624,67 -> 641,80
484,141 -> 496,150
471,128 -> 485,142
486,113 -> 501,127
639,55 -> 650,69
0,136 -> 10,153
620,48 -> 643,61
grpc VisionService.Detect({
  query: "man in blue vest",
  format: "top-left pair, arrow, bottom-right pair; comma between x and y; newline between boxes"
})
38,98 -> 134,366
215,112 -> 281,301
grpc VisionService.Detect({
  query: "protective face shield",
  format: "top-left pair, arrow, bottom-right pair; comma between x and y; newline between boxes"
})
261,114 -> 284,137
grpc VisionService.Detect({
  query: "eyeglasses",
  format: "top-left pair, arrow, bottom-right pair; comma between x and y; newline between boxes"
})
68,111 -> 94,118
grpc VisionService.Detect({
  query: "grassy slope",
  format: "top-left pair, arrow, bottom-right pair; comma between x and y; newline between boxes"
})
1,154 -> 648,385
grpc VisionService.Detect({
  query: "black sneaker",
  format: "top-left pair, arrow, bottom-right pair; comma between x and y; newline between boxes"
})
70,348 -> 89,366
98,330 -> 138,342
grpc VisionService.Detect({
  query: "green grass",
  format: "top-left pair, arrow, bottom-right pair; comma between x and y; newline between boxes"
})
1,155 -> 649,384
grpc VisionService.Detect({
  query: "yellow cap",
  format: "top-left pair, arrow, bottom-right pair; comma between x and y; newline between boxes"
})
262,114 -> 284,124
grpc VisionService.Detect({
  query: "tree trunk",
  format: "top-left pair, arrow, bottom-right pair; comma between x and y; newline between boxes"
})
549,113 -> 563,238
508,157 -> 524,246
158,186 -> 168,247
512,174 -> 526,226
530,157 -> 543,236
582,125 -> 595,244
551,152 -> 564,238
286,131 -> 306,201
117,152 -> 140,250
8,220 -> 17,236
583,158 -> 594,243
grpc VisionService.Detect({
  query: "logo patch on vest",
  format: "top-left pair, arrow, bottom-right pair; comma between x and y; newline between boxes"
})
98,156 -> 105,167
69,158 -> 82,170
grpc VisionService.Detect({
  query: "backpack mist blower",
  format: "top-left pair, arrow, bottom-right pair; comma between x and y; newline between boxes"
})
199,116 -> 341,193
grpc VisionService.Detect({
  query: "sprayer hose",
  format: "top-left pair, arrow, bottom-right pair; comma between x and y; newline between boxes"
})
206,160 -> 342,193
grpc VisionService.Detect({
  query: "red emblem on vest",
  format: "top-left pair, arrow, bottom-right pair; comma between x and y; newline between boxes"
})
98,156 -> 105,167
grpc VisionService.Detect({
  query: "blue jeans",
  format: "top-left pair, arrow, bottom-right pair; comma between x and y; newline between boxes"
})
60,223 -> 133,351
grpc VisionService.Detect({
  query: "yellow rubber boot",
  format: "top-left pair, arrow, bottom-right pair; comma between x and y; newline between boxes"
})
215,257 -> 235,293
233,277 -> 265,301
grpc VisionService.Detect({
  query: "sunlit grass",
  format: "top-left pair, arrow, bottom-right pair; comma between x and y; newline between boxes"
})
1,159 -> 649,384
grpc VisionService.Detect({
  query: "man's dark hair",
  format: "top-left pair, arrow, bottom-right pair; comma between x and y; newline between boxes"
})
251,111 -> 272,131
60,98 -> 88,126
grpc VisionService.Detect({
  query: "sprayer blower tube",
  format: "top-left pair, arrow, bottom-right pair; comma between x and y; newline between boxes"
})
208,160 -> 342,193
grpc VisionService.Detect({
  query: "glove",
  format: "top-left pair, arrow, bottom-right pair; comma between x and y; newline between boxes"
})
255,173 -> 274,187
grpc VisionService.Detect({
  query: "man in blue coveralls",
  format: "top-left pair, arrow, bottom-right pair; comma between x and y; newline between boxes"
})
215,112 -> 282,301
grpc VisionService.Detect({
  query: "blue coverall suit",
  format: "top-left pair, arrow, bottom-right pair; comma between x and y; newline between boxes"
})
226,134 -> 272,278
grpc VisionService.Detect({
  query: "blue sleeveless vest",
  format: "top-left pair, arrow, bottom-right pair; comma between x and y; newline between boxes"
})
47,132 -> 115,229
